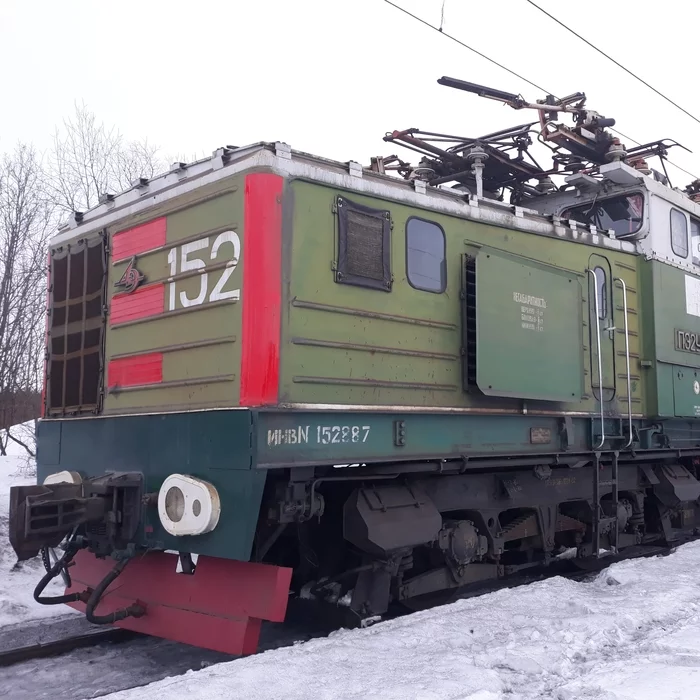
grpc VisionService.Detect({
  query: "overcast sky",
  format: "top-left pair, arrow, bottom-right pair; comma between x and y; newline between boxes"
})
2,0 -> 699,187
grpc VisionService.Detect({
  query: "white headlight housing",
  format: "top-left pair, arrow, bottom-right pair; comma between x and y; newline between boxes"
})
157,474 -> 221,537
43,470 -> 82,485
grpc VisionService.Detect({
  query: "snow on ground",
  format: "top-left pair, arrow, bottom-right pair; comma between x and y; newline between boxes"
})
0,422 -> 79,627
103,542 -> 700,700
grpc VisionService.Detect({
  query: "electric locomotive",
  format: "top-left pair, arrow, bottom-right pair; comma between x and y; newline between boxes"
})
10,77 -> 700,655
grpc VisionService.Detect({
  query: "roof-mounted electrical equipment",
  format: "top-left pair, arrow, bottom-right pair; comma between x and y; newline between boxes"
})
382,76 -> 691,205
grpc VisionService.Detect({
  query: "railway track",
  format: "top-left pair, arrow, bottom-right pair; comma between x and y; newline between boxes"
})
0,541 -> 681,700
407,542 -> 676,610
286,541 -> 677,630
0,627 -> 135,667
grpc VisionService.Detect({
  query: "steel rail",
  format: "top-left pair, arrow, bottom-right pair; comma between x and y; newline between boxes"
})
0,627 -> 135,668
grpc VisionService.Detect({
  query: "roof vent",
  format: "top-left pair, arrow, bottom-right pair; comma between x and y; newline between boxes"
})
599,161 -> 644,185
565,172 -> 601,190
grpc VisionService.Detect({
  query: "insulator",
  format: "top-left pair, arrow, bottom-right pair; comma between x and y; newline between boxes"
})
606,140 -> 627,162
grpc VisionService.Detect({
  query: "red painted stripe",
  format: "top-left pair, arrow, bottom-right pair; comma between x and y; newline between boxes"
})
112,217 -> 167,261
111,283 -> 164,325
107,352 -> 163,388
240,173 -> 283,406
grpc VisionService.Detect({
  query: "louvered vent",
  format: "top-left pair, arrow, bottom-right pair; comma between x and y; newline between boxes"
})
462,255 -> 478,389
336,195 -> 391,291
46,234 -> 107,416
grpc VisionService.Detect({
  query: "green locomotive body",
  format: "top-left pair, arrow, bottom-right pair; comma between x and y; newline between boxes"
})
11,79 -> 700,655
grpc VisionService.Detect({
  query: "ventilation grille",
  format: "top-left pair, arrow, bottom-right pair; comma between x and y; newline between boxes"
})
463,255 -> 477,388
336,195 -> 391,292
345,210 -> 385,281
46,234 -> 107,416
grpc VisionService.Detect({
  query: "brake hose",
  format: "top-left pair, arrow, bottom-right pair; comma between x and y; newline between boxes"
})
85,557 -> 146,624
33,544 -> 86,605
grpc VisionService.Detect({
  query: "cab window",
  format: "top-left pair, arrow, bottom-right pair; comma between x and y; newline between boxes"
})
406,218 -> 446,293
671,209 -> 688,258
691,218 -> 700,266
563,193 -> 644,237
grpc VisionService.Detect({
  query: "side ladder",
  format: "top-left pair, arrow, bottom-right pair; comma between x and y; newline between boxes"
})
593,451 -> 620,556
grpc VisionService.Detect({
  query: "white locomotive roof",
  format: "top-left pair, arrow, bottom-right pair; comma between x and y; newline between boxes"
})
52,140 -> 639,256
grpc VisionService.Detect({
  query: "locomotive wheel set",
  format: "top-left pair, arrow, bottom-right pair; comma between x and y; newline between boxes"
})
11,77 -> 700,655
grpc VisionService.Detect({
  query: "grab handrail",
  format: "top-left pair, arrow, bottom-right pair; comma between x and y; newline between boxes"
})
587,269 -> 605,449
614,276 -> 633,448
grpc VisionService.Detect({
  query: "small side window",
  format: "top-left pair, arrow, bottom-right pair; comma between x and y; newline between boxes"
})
406,218 -> 446,293
691,218 -> 700,266
593,266 -> 607,319
671,209 -> 689,258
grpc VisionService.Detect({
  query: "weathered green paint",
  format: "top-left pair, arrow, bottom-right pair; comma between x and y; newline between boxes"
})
650,261 -> 700,367
671,365 -> 700,417
256,410 -> 584,466
104,179 -> 245,415
655,363 -> 675,417
637,260 -> 656,417
254,409 -> 700,467
638,259 -> 700,417
37,411 -> 265,561
280,179 -> 642,417
472,246 -> 583,402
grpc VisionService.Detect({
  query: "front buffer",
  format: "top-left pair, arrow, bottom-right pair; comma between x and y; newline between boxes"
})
64,551 -> 290,654
8,410 -> 291,656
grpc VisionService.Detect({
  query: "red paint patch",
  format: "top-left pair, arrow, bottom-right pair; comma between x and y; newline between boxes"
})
65,550 -> 292,656
110,283 -> 164,325
108,353 -> 163,388
240,173 -> 283,406
112,218 -> 167,261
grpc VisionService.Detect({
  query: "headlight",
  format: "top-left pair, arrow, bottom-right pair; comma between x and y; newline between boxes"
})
43,470 -> 82,485
157,474 -> 221,536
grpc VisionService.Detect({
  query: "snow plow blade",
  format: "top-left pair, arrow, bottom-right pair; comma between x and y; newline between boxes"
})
65,550 -> 292,655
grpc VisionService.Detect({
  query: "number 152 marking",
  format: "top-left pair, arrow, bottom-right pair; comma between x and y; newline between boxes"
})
167,230 -> 240,311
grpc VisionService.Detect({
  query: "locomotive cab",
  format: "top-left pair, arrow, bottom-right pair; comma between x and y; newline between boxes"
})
532,159 -> 700,423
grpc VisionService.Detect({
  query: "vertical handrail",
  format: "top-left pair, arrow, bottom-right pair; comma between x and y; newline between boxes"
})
587,269 -> 605,449
614,277 -> 633,448
610,451 -> 619,553
593,450 -> 601,556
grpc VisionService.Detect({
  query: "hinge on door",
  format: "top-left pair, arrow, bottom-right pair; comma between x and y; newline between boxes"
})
393,420 -> 406,447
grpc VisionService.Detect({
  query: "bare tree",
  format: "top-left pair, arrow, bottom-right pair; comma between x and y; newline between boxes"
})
48,102 -> 164,213
0,107 -> 164,460
0,145 -> 53,456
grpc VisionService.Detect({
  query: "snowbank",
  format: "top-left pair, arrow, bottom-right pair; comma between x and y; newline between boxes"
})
0,422 -> 78,627
102,541 -> 700,700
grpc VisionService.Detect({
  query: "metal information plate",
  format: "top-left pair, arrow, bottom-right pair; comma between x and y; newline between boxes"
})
675,328 -> 700,354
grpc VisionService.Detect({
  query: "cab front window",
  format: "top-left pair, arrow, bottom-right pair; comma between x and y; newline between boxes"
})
562,193 -> 644,237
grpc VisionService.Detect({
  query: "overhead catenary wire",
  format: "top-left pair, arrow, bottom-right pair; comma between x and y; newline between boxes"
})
524,0 -> 700,128
382,0 -> 551,96
381,0 -> 699,181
